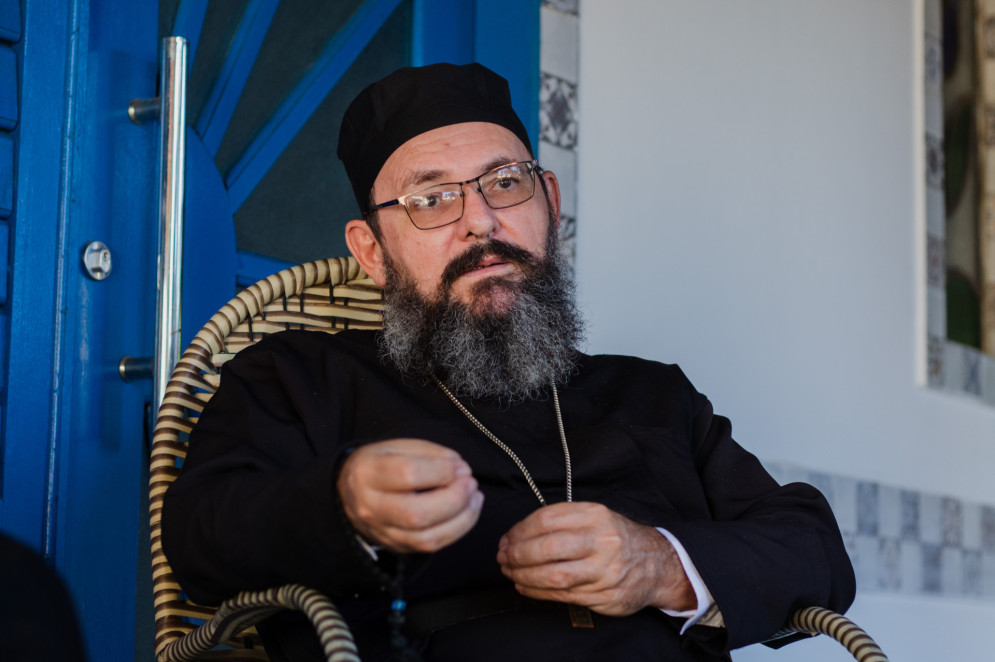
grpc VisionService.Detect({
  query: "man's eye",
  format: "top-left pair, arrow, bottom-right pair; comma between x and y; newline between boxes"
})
409,194 -> 436,210
487,172 -> 525,192
410,189 -> 457,211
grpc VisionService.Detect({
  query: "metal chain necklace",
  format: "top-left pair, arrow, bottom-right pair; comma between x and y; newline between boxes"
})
433,377 -> 594,629
432,377 -> 573,506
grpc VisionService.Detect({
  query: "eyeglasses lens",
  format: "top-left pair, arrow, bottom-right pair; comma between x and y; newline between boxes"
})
406,162 -> 536,229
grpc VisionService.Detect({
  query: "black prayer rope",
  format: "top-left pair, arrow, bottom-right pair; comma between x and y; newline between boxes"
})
388,555 -> 422,662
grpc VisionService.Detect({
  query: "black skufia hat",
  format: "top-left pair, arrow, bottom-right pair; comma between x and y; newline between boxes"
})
337,62 -> 533,215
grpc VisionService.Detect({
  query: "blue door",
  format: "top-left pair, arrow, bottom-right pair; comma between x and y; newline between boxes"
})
2,1 -> 538,660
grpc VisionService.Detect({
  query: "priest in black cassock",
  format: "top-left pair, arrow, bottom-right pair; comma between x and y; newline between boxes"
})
162,63 -> 855,662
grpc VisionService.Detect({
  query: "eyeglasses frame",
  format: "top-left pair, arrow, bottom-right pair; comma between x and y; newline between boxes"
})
367,159 -> 543,230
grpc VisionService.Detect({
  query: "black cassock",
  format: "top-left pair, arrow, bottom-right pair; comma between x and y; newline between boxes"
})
163,330 -> 854,661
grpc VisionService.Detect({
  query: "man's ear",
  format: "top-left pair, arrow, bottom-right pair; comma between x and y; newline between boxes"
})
345,219 -> 387,287
541,170 -> 562,229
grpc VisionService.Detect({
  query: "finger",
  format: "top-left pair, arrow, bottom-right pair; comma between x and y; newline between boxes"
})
500,557 -> 601,592
501,502 -> 610,545
380,490 -> 485,553
360,447 -> 471,492
374,475 -> 480,531
497,529 -> 595,569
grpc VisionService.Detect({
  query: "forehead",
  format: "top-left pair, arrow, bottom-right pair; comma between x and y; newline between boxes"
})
373,122 -> 532,196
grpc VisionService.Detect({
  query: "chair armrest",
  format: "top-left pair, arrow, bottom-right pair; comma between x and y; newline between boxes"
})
156,584 -> 359,662
770,606 -> 888,662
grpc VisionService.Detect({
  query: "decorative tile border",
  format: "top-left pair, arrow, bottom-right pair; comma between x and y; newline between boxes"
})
540,1 -> 580,268
539,72 -> 578,150
768,462 -> 995,600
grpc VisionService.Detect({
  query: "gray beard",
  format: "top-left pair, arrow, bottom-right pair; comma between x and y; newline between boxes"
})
378,232 -> 585,402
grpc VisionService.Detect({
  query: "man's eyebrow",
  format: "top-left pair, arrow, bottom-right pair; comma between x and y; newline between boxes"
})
405,156 -> 522,189
407,168 -> 447,188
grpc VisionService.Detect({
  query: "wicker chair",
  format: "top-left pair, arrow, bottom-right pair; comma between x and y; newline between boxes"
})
149,257 -> 888,662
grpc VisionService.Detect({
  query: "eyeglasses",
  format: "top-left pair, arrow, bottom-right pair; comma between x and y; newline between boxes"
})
368,160 -> 542,230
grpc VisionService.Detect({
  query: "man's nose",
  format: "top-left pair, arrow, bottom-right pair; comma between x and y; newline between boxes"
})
459,184 -> 500,238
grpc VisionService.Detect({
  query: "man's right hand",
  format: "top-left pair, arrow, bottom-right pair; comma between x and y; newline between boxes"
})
337,438 -> 484,553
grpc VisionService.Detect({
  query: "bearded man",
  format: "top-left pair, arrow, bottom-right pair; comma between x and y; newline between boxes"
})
163,63 -> 855,662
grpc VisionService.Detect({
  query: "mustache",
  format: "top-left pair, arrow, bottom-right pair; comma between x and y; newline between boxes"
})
439,240 -> 539,289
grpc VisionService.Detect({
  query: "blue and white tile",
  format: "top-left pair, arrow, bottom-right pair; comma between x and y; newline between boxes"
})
963,501 -> 982,551
943,341 -> 965,397
877,538 -> 901,591
900,490 -> 921,542
541,5 -> 578,84
927,333 -> 945,387
962,348 -> 982,397
983,552 -> 995,598
830,475 -> 858,534
901,540 -> 923,594
942,497 -> 964,547
926,286 -> 946,342
925,0 -> 941,42
963,550 -> 983,597
926,186 -> 945,235
942,545 -> 963,595
920,493 -> 943,545
982,505 -> 995,552
852,534 -> 878,591
983,354 -> 995,406
538,141 -> 576,220
921,543 -> 943,594
540,73 -> 578,150
857,482 -> 880,537
925,132 -> 944,188
925,31 -> 942,86
924,45 -> 942,142
878,485 -> 901,539
927,234 -> 944,289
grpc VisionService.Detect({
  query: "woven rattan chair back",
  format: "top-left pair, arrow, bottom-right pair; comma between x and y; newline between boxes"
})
149,257 -> 382,661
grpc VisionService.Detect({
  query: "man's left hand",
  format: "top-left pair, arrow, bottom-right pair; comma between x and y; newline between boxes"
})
496,502 -> 695,616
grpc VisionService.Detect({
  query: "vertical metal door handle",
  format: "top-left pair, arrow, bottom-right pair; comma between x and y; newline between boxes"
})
125,37 -> 187,416
153,37 -> 187,415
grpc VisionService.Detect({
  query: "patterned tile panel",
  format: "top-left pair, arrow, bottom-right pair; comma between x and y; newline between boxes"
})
540,2 -> 579,266
540,72 -> 578,150
927,234 -> 944,288
766,461 -> 995,601
925,132 -> 944,189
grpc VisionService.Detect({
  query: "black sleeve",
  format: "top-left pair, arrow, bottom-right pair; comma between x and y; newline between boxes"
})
663,384 -> 856,654
161,334 -> 392,606
0,534 -> 87,662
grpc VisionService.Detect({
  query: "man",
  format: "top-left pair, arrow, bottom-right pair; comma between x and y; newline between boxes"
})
163,63 -> 854,662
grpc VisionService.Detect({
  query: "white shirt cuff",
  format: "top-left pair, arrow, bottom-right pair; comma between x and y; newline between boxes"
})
655,527 -> 724,633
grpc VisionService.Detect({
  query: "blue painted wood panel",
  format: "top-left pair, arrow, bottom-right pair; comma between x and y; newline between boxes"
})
0,45 -> 15,130
0,220 -> 8,304
474,0 -> 540,148
0,0 -> 20,43
0,133 -> 11,218
412,0 -> 541,151
8,2 -> 157,661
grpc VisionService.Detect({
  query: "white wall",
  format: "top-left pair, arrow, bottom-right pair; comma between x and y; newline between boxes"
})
576,1 -> 995,660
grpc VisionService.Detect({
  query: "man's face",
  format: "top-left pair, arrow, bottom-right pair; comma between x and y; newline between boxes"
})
368,122 -> 558,315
